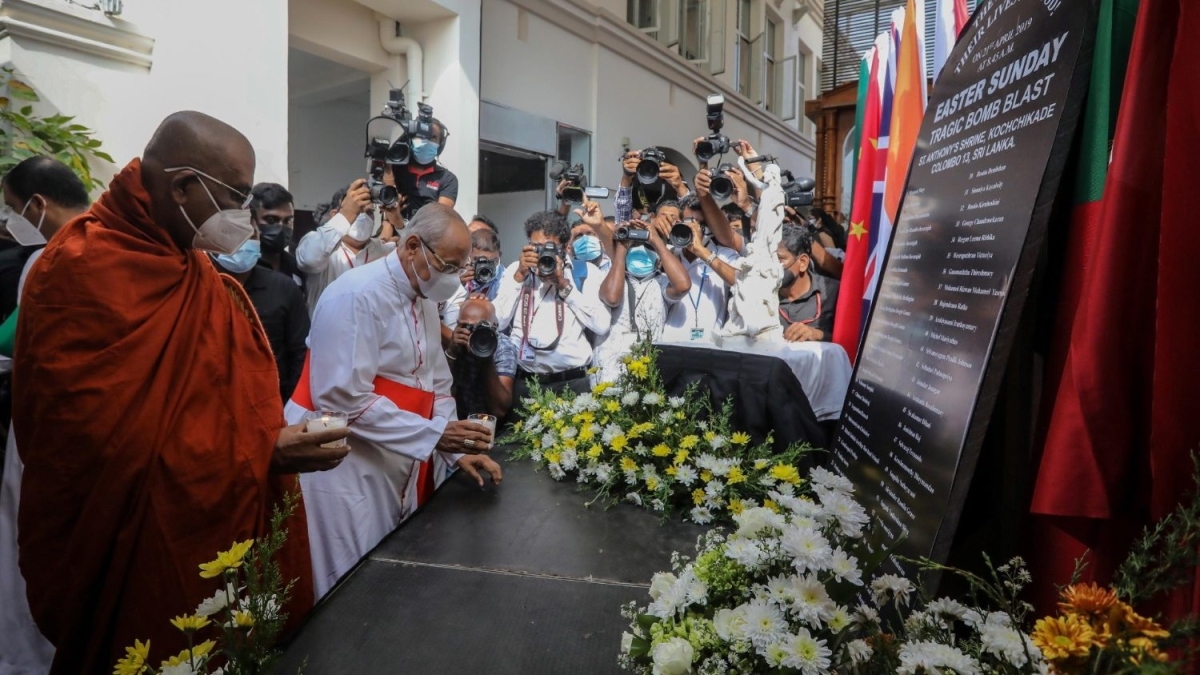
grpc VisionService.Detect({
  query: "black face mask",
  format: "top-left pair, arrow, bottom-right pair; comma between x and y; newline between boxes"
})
781,269 -> 797,288
259,226 -> 291,254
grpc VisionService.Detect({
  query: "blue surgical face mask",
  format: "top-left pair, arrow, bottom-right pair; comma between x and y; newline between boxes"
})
573,234 -> 602,262
626,246 -> 659,279
216,239 -> 261,274
411,137 -> 439,165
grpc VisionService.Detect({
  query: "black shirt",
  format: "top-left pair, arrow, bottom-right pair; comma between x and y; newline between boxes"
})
0,241 -> 41,321
244,266 -> 311,402
259,250 -> 305,293
778,272 -> 839,340
398,164 -> 459,219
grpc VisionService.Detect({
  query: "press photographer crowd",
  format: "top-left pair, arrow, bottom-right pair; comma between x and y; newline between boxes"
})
0,94 -> 847,672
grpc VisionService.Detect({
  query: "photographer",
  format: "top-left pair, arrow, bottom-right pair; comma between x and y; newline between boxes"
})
494,211 -> 611,400
395,118 -> 458,220
568,202 -> 613,292
447,297 -> 517,421
594,211 -> 691,383
296,180 -> 397,312
660,194 -> 742,343
615,149 -> 689,222
460,227 -> 504,301
692,137 -> 753,255
777,224 -> 839,343
250,182 -> 304,288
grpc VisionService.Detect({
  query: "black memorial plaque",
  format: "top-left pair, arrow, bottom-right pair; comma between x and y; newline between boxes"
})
831,0 -> 1097,580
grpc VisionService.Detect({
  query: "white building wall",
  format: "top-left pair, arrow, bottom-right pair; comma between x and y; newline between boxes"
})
288,96 -> 371,212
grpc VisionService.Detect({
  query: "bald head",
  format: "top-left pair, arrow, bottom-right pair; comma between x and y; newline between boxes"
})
141,112 -> 256,250
459,297 -> 497,325
400,203 -> 471,296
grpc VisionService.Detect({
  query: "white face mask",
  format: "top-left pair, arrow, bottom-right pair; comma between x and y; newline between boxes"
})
348,213 -> 374,242
165,167 -> 254,255
1,199 -> 48,246
409,237 -> 462,303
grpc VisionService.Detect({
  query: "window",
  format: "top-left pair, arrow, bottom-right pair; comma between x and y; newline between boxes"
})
628,0 -> 658,30
679,0 -> 708,62
764,17 -> 778,113
798,49 -> 809,131
735,0 -> 752,98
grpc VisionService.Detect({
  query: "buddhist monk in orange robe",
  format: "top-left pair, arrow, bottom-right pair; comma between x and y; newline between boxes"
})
12,112 -> 350,674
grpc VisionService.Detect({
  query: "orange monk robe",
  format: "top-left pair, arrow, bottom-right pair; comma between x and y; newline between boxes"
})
12,159 -> 314,674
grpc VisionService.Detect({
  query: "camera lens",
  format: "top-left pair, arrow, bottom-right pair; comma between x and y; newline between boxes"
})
474,258 -> 497,285
468,324 -> 498,359
370,182 -> 399,208
562,185 -> 584,203
710,175 -> 733,201
696,141 -> 715,163
635,158 -> 660,186
669,222 -> 693,248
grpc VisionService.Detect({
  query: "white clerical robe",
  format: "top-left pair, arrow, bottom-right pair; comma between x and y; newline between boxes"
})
286,250 -> 462,600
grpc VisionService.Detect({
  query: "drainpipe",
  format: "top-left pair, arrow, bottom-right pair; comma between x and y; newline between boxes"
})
377,14 -> 424,101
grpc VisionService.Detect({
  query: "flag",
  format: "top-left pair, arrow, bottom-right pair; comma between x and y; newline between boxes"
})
933,0 -> 970,82
849,49 -> 873,197
863,11 -> 903,313
1026,0 -> 1200,620
883,0 -> 927,225
833,35 -> 888,363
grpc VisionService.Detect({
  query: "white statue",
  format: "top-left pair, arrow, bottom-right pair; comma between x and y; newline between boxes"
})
713,158 -> 786,349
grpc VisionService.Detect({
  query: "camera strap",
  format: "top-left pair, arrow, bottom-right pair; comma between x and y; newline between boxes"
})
520,283 -> 565,353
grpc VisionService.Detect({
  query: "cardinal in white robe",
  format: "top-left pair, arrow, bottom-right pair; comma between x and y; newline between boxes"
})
286,204 -> 501,600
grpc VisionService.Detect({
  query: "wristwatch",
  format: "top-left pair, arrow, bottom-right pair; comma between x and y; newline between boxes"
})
705,252 -> 719,266
557,284 -> 573,300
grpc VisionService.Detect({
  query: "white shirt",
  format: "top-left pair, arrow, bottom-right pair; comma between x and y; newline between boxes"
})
286,251 -> 460,599
493,262 -> 612,375
295,212 -> 396,314
0,248 -> 54,673
594,272 -> 667,382
662,244 -> 740,343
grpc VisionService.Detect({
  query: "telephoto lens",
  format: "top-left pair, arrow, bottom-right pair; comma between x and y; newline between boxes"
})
669,222 -> 694,248
369,180 -> 399,208
466,322 -> 499,359
615,227 -> 651,243
473,257 -> 498,285
535,243 -> 560,277
636,148 -> 665,186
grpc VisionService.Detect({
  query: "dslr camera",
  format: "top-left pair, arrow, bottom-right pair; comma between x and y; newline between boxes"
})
695,94 -> 731,163
472,256 -> 499,285
549,162 -> 587,203
669,222 -> 694,248
781,170 -> 817,209
635,147 -> 667,186
363,87 -> 442,215
708,162 -> 738,201
614,226 -> 651,243
460,320 -> 500,359
533,242 -> 562,277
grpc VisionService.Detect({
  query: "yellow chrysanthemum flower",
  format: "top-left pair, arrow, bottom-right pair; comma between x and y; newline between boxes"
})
1031,614 -> 1095,661
593,382 -> 612,395
764,499 -> 780,513
169,614 -> 211,633
545,451 -> 562,465
731,432 -> 751,445
541,410 -> 555,423
673,411 -> 685,420
646,476 -> 659,491
769,464 -> 802,486
703,431 -> 716,442
651,444 -> 672,458
700,470 -> 713,483
610,435 -> 629,452
579,427 -> 595,442
679,435 -> 699,450
620,457 -> 638,472
586,445 -> 603,459
161,640 -> 216,668
753,459 -> 769,470
673,450 -> 689,466
1059,583 -> 1119,616
233,609 -> 255,629
727,466 -> 747,485
198,540 -> 254,579
728,499 -> 745,515
665,466 -> 678,477
692,489 -> 705,505
628,422 -> 655,438
605,401 -> 621,413
113,639 -> 151,675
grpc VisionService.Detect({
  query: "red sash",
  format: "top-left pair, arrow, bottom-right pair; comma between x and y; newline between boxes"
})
291,353 -> 440,506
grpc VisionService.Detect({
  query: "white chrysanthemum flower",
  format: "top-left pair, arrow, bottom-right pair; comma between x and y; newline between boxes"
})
675,465 -> 698,486
725,538 -> 766,569
601,425 -> 621,443
711,457 -> 737,477
649,572 -> 677,600
548,463 -> 566,480
681,569 -> 709,605
601,384 -> 623,397
704,480 -> 726,499
560,448 -> 578,470
789,574 -> 834,627
739,601 -> 789,651
689,506 -> 714,525
709,434 -> 728,450
762,641 -> 789,668
160,664 -> 197,675
651,499 -> 666,512
560,426 -> 579,440
735,507 -> 782,539
694,453 -> 717,471
641,464 -> 658,480
643,392 -> 662,406
828,548 -> 863,586
658,410 -> 674,423
712,606 -> 747,641
897,641 -> 980,675
809,466 -> 854,494
846,639 -> 873,664
827,605 -> 852,633
781,628 -> 831,674
759,476 -> 778,489
625,492 -> 642,506
779,525 -> 833,574
589,423 -> 602,436
668,395 -> 685,408
871,574 -> 915,609
980,613 -> 1034,667
621,391 -> 640,406
595,464 -> 614,483
698,420 -> 709,430
926,598 -> 982,628
634,443 -> 649,456
625,472 -> 638,485
775,481 -> 797,496
531,450 -> 543,462
541,433 -> 557,449
195,588 -> 231,617
571,394 -> 595,413
817,489 -> 870,538
854,603 -> 880,625
650,636 -> 694,675
762,575 -> 796,607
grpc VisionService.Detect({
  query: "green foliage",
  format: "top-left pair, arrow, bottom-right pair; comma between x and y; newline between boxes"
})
1115,455 -> 1200,607
0,67 -> 113,190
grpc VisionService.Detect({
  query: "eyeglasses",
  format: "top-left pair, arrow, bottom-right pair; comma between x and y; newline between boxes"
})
164,166 -> 253,209
419,237 -> 463,275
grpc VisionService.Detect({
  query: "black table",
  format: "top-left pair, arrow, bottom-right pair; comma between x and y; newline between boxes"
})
276,448 -> 707,674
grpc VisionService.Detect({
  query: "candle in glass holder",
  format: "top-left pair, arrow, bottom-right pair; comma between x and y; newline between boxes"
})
303,410 -> 349,449
467,413 -> 497,445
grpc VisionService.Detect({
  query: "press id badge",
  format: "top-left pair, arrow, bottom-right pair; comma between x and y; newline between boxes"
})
690,328 -> 705,341
521,342 -> 536,362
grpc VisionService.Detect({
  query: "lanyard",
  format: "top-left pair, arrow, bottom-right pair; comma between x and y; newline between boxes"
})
343,246 -> 369,269
684,265 -> 709,329
625,275 -> 657,334
779,291 -> 822,325
520,282 -> 565,353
